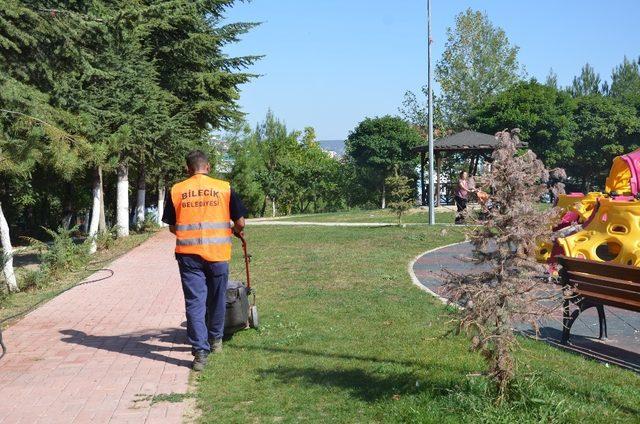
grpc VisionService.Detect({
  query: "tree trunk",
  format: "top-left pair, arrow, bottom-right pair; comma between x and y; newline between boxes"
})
61,212 -> 73,230
88,167 -> 102,254
436,154 -> 442,207
381,179 -> 386,209
420,152 -> 426,206
135,165 -> 146,228
82,209 -> 90,233
260,196 -> 267,218
116,163 -> 129,237
157,177 -> 166,227
271,198 -> 276,217
0,201 -> 18,293
61,187 -> 74,229
98,166 -> 106,232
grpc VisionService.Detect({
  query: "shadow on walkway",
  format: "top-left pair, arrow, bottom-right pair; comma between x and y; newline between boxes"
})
523,327 -> 640,373
59,328 -> 192,368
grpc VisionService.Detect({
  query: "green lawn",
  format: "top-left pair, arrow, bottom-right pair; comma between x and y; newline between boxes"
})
196,223 -> 640,423
276,208 -> 456,224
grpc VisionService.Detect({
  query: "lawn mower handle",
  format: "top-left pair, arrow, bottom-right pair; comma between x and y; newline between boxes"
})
238,234 -> 251,289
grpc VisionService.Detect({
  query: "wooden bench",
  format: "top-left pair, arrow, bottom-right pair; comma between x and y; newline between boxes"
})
557,255 -> 640,344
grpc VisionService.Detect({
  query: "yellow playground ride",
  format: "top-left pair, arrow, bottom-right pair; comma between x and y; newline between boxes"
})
539,148 -> 640,267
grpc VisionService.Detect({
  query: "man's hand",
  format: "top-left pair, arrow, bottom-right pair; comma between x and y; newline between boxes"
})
169,225 -> 176,235
232,217 -> 245,238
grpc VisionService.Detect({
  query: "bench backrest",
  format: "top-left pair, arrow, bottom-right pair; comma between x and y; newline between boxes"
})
557,255 -> 640,312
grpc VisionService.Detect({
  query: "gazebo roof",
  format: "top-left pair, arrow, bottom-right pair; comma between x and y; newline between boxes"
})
413,130 -> 526,153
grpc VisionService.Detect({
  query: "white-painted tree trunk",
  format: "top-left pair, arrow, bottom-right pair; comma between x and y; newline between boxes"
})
0,201 -> 18,293
62,213 -> 73,230
135,166 -> 146,228
271,198 -> 276,217
88,167 -> 102,254
381,180 -> 386,209
82,210 -> 90,233
98,166 -> 106,232
157,179 -> 166,227
116,163 -> 129,237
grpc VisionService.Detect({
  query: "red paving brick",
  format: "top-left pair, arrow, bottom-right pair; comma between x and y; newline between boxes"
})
0,231 -> 193,423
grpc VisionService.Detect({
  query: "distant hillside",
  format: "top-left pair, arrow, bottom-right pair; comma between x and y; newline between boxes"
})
317,139 -> 345,156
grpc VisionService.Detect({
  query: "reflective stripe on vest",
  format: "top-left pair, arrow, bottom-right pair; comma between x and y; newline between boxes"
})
176,236 -> 233,246
174,222 -> 232,231
171,174 -> 233,262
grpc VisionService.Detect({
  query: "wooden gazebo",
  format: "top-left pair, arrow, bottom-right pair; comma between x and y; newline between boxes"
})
412,130 -> 526,206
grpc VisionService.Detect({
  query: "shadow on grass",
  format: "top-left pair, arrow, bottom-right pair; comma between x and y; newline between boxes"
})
233,344 -> 429,368
259,366 -> 447,402
60,328 -> 192,368
244,343 -> 640,416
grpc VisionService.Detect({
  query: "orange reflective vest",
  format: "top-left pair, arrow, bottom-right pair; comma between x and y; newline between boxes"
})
170,174 -> 232,262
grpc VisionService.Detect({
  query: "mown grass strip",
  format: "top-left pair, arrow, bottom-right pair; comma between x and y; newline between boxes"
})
196,224 -> 640,423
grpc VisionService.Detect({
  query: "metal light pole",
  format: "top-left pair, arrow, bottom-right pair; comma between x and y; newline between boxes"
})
427,0 -> 435,225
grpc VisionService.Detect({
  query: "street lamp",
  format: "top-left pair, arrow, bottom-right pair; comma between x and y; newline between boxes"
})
427,0 -> 435,225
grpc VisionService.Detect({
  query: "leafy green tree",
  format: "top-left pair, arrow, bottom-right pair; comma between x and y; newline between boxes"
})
435,8 -> 523,129
470,80 -> 577,168
385,169 -> 414,225
228,118 -> 346,217
0,1 -> 91,289
138,0 -> 260,131
67,19 -> 177,237
135,0 -> 260,225
226,122 -> 265,215
571,95 -> 640,189
252,111 -> 299,217
570,63 -> 603,97
399,87 -> 446,137
280,127 -> 344,214
545,69 -> 559,89
0,0 -> 258,271
46,1 -> 256,241
609,56 -> 640,112
345,116 -> 422,208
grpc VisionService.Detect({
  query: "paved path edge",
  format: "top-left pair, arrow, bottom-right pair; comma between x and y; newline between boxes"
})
407,241 -> 466,306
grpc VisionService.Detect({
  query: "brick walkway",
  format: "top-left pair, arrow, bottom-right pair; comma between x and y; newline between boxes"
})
0,231 -> 193,423
413,242 -> 640,372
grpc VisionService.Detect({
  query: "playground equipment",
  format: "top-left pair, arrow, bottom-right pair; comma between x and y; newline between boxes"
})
535,192 -> 602,263
556,192 -> 602,224
605,149 -> 640,196
557,196 -> 640,267
539,148 -> 640,266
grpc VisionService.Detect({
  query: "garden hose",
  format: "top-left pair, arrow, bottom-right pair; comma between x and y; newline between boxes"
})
0,266 -> 114,362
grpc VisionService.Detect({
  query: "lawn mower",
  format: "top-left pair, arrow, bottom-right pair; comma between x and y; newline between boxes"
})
224,234 -> 259,336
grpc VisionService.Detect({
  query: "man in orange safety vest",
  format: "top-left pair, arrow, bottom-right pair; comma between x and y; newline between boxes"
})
162,150 -> 247,371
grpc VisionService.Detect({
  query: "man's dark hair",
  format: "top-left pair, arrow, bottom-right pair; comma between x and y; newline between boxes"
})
186,150 -> 209,171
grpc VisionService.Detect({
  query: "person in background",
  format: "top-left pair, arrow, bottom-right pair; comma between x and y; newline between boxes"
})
162,150 -> 248,371
454,171 -> 476,224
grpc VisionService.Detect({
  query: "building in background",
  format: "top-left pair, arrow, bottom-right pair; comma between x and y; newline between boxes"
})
317,140 -> 345,159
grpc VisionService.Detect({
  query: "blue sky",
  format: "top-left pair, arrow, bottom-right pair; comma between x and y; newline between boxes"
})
223,0 -> 640,140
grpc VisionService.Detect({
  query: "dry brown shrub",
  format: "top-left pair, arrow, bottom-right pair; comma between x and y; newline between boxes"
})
444,129 -> 562,401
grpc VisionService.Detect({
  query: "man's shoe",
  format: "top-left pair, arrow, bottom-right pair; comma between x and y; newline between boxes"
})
209,338 -> 223,354
192,350 -> 209,371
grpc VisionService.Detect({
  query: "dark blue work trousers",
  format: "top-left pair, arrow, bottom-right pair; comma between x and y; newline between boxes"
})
176,254 -> 229,353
